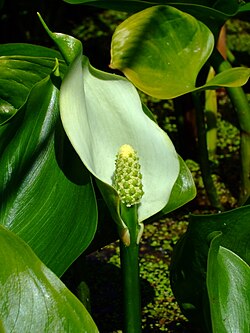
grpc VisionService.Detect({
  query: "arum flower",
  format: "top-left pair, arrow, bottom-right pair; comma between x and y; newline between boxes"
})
46,30 -> 195,237
60,50 -> 179,221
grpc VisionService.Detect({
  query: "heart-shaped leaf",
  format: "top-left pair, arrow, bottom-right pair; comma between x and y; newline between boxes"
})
0,225 -> 99,333
0,62 -> 97,277
111,5 -> 250,99
110,5 -> 214,99
207,234 -> 250,333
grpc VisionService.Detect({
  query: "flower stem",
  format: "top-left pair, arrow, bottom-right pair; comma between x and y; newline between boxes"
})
192,91 -> 222,209
119,203 -> 142,333
210,49 -> 250,204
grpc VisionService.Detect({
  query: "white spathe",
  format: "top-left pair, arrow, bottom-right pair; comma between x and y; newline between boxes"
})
60,54 -> 179,222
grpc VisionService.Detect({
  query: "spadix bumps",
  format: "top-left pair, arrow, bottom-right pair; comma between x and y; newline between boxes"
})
114,144 -> 143,207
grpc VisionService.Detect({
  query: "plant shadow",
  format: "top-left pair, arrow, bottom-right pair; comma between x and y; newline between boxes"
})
82,255 -> 155,333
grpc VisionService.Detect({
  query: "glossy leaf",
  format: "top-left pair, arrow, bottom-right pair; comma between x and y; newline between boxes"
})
170,205 -> 250,330
0,43 -> 66,121
38,13 -> 82,65
0,63 -> 97,277
41,22 -> 195,237
111,5 -> 250,99
207,235 -> 250,333
0,225 -> 99,333
111,5 -> 214,99
0,43 -> 64,58
200,67 -> 250,90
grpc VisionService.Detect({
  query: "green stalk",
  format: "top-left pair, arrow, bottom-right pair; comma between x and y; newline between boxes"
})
205,68 -> 218,159
120,203 -> 142,333
114,144 -> 143,332
192,91 -> 222,209
210,50 -> 250,204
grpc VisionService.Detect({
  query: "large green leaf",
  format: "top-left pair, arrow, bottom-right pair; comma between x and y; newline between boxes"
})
170,205 -> 250,331
0,43 -> 66,121
0,225 -> 99,333
0,43 -> 64,58
110,5 -> 214,99
207,235 -> 250,333
0,62 -> 97,277
111,5 -> 250,99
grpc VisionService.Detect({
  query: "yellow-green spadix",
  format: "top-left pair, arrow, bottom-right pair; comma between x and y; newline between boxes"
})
114,144 -> 144,207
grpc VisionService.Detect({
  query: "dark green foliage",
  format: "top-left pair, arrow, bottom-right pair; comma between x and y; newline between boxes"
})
170,205 -> 250,332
